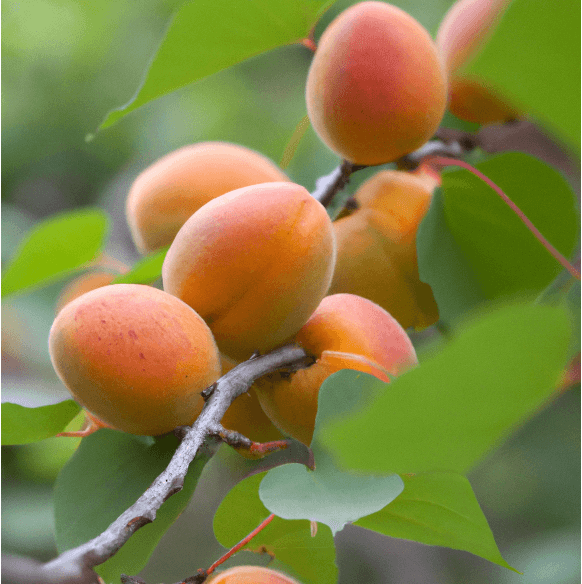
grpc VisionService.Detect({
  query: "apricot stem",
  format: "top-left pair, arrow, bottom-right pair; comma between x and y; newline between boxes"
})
426,156 -> 581,280
211,424 -> 290,458
205,514 -> 276,577
300,37 -> 317,52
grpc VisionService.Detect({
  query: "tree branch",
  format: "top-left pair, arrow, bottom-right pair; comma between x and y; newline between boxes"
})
2,345 -> 312,584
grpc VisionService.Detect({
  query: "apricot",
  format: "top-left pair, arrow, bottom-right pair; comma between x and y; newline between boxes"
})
126,142 -> 289,254
447,77 -> 520,125
305,1 -> 447,165
219,355 -> 285,445
328,166 -> 439,330
436,0 -> 519,124
208,566 -> 301,584
162,182 -> 336,362
254,294 -> 418,445
49,284 -> 221,436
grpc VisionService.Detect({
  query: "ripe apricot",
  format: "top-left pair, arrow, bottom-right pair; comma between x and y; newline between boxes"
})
436,0 -> 518,124
219,355 -> 284,445
162,182 -> 336,362
49,284 -> 221,436
437,0 -> 511,74
208,566 -> 301,584
126,142 -> 289,254
447,77 -> 520,125
328,166 -> 439,330
305,1 -> 447,165
255,294 -> 418,445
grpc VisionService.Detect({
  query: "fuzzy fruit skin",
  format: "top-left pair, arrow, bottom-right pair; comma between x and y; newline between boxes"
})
219,355 -> 284,447
49,284 -> 221,436
436,0 -> 517,124
162,182 -> 336,362
208,566 -> 301,584
306,1 -> 447,165
255,294 -> 418,445
328,167 -> 439,330
126,142 -> 289,254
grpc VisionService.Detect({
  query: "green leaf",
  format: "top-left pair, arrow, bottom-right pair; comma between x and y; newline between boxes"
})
537,271 -> 581,360
260,451 -> 403,536
259,367 -> 404,535
1,401 -> 81,445
417,153 -> 579,322
355,472 -> 517,571
54,430 -> 208,584
464,0 -> 580,150
319,303 -> 572,475
112,247 -> 168,285
99,0 -> 333,131
2,209 -> 109,298
214,472 -> 338,584
416,185 -> 487,323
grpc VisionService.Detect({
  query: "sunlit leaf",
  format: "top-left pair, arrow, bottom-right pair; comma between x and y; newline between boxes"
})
1,401 -> 81,445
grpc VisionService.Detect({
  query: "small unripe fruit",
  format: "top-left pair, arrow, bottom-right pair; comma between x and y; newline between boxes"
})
126,142 -> 289,254
255,294 -> 418,445
436,0 -> 518,124
162,182 -> 336,362
306,1 -> 447,165
49,284 -> 221,436
329,166 -> 439,330
208,566 -> 302,584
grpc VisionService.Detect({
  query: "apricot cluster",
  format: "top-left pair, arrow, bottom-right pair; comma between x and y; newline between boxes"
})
49,2 -> 434,449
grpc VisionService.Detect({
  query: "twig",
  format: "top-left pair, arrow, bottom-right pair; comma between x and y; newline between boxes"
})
311,160 -> 367,207
2,346 -> 311,584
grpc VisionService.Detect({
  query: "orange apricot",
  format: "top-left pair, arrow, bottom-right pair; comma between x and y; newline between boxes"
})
255,294 -> 418,445
208,566 -> 301,584
328,166 -> 439,330
437,0 -> 511,74
219,355 -> 284,445
447,76 -> 519,125
305,1 -> 447,165
162,182 -> 336,362
49,284 -> 221,436
436,0 -> 519,124
126,142 -> 289,254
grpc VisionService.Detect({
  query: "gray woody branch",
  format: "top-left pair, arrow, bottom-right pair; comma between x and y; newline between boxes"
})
2,345 -> 312,584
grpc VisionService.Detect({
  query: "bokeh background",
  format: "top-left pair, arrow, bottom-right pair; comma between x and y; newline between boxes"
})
2,0 -> 580,582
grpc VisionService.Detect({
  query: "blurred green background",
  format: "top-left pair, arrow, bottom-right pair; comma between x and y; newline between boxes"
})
2,0 -> 579,583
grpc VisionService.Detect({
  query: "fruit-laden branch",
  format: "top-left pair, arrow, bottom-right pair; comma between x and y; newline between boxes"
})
313,120 -> 579,212
1,345 -> 312,584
